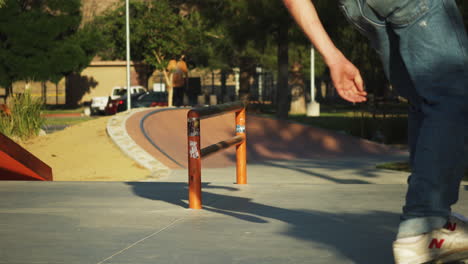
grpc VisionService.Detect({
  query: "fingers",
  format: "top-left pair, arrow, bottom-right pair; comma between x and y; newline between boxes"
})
337,87 -> 367,103
329,57 -> 367,103
336,81 -> 367,103
345,71 -> 367,103
354,74 -> 367,96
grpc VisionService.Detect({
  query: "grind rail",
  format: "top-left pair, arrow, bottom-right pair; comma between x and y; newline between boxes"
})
187,101 -> 247,209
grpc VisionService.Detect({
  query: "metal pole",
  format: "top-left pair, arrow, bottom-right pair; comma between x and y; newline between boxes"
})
307,47 -> 320,116
236,108 -> 247,184
126,0 -> 132,111
233,67 -> 240,99
257,66 -> 263,102
310,47 -> 315,102
188,111 -> 202,209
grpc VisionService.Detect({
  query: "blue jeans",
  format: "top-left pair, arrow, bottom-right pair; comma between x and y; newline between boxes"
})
339,0 -> 468,238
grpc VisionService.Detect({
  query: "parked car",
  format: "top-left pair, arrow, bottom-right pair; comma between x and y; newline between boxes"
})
110,86 -> 146,100
90,96 -> 109,115
132,91 -> 168,108
88,86 -> 146,115
105,91 -> 168,115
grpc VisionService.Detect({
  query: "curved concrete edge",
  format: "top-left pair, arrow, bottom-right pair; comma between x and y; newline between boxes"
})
106,109 -> 171,180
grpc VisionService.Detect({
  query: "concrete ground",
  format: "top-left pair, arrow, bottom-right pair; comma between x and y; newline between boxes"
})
1,108 -> 467,263
1,166 -> 467,264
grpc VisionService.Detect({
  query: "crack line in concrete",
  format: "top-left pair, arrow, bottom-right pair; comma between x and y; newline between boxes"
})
96,217 -> 185,264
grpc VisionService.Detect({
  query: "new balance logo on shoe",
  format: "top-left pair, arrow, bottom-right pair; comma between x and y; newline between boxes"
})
429,239 -> 445,249
445,222 -> 457,231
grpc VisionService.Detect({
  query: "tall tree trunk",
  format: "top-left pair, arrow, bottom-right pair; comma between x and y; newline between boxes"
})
41,82 -> 47,104
276,25 -> 290,120
239,57 -> 255,104
160,68 -> 173,107
55,83 -> 61,105
289,62 -> 307,115
4,83 -> 12,105
220,70 -> 227,103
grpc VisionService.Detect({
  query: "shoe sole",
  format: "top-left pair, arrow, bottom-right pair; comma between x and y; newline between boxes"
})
425,249 -> 468,264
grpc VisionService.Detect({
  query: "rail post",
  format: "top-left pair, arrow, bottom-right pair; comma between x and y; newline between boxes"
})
236,108 -> 247,184
187,111 -> 202,209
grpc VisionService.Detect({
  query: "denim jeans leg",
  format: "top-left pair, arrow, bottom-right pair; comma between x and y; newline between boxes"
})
389,0 -> 468,237
341,0 -> 468,238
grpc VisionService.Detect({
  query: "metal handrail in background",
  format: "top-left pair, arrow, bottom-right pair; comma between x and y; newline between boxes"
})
187,101 -> 247,209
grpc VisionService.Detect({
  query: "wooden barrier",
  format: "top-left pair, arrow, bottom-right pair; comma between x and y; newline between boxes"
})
187,102 -> 247,209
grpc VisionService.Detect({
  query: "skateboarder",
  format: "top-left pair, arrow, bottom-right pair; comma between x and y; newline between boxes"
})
282,0 -> 468,263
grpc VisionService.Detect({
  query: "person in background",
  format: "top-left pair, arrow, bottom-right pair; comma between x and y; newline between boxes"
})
167,56 -> 188,107
282,0 -> 468,263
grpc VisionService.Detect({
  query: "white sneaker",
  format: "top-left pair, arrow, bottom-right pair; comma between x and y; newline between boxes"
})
449,213 -> 468,234
393,214 -> 468,264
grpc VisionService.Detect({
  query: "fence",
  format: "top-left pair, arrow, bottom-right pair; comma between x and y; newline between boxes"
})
187,101 -> 247,209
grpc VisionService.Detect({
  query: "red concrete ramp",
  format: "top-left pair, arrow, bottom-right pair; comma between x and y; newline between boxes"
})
0,133 -> 53,181
127,109 -> 405,170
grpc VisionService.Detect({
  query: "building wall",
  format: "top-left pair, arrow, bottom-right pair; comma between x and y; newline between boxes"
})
0,61 -> 151,106
66,61 -> 151,106
6,80 -> 67,105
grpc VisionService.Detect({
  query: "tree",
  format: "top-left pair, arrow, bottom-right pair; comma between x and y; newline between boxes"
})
180,1 -> 294,114
0,0 -> 101,100
95,0 -> 215,107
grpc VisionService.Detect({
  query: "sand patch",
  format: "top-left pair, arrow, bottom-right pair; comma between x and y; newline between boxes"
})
21,116 -> 152,181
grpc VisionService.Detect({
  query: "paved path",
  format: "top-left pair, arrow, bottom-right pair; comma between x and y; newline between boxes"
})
1,107 -> 467,264
1,181 -> 467,264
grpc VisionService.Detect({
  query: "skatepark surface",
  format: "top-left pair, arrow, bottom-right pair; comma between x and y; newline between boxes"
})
1,107 -> 467,264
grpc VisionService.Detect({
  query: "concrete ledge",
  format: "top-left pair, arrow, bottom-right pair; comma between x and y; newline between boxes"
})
106,109 -> 170,179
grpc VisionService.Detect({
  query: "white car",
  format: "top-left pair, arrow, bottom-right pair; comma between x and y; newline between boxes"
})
90,96 -> 109,115
88,86 -> 146,115
110,86 -> 146,100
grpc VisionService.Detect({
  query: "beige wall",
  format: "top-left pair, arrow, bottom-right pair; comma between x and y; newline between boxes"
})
0,61 -> 239,106
0,80 -> 66,105
66,60 -> 151,106
0,60 -> 151,106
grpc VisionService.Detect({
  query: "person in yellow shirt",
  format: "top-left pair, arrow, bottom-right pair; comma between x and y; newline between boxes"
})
167,56 -> 188,107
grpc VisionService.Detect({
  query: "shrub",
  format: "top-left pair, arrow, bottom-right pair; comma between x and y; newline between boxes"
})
0,91 -> 45,140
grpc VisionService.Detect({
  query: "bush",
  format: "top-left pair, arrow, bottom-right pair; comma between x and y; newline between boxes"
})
0,91 -> 45,140
348,115 -> 407,144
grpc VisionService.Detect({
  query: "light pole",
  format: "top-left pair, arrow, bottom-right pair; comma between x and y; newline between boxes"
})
307,47 -> 320,116
256,65 -> 263,102
126,0 -> 132,111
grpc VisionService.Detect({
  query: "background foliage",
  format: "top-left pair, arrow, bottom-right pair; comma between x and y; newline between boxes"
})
0,0 -> 101,97
0,91 -> 45,140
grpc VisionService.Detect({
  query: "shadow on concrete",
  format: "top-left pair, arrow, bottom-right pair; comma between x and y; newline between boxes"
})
65,74 -> 98,106
257,160 -> 373,184
126,182 -> 399,263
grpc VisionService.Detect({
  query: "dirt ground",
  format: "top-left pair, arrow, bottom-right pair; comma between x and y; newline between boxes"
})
21,116 -> 153,181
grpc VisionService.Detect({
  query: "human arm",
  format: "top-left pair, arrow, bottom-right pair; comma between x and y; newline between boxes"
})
282,0 -> 367,103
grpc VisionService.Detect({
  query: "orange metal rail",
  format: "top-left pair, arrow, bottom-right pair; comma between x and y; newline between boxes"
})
187,101 -> 247,209
0,132 -> 53,181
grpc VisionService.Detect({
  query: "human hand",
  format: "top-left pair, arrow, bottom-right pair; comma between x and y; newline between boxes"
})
328,53 -> 367,103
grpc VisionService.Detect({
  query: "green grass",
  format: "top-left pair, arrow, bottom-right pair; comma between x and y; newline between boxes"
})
285,108 -> 408,145
252,102 -> 409,145
42,106 -> 90,127
377,161 -> 468,181
44,116 -> 94,126
376,161 -> 411,172
42,107 -> 84,115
